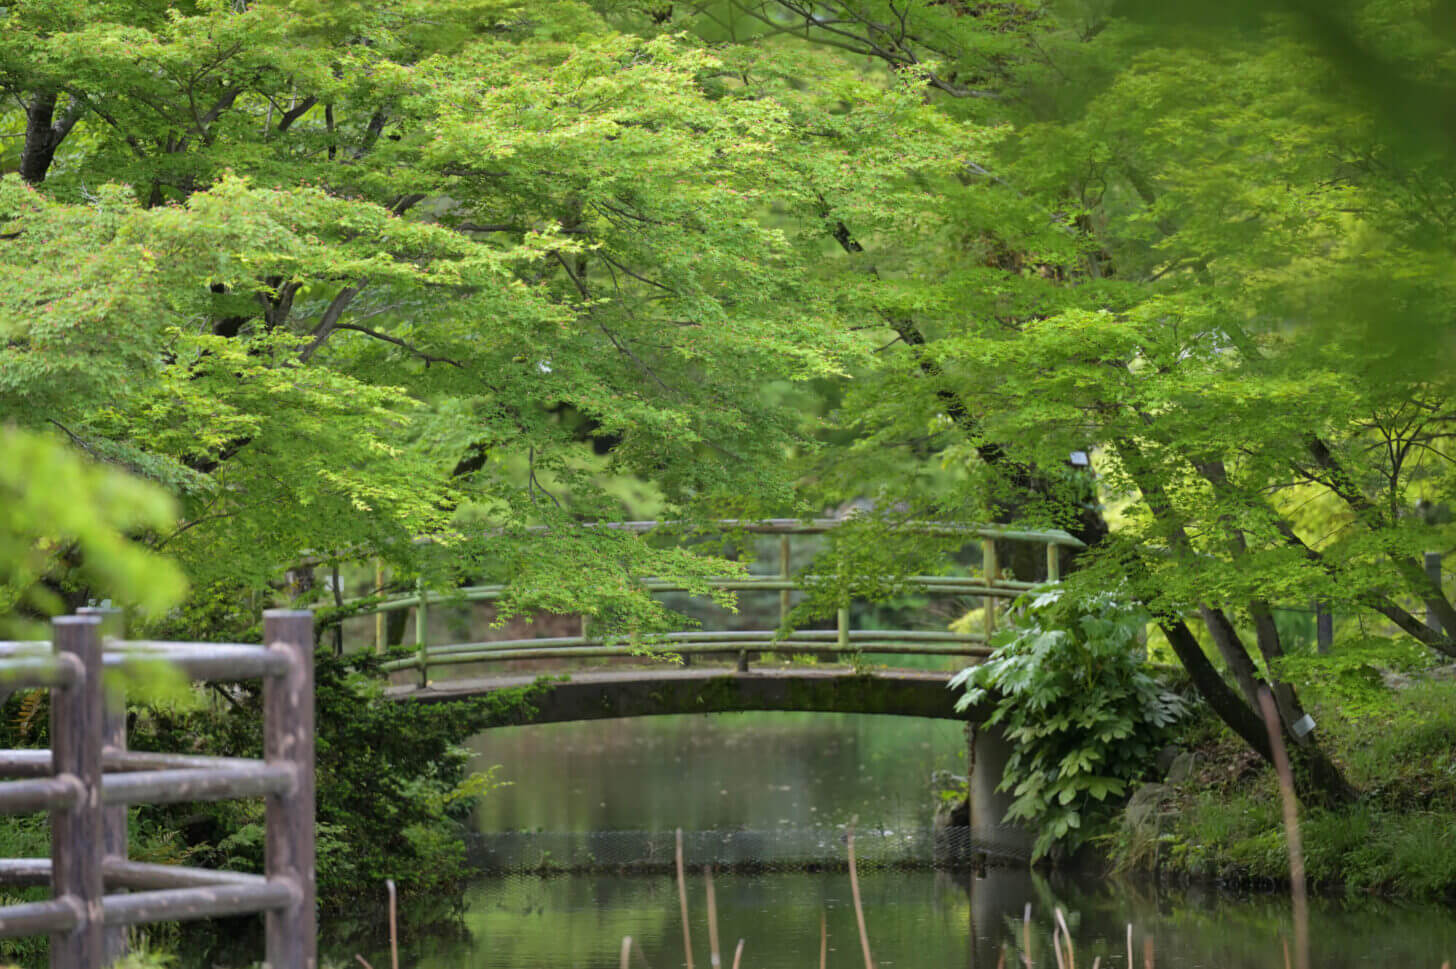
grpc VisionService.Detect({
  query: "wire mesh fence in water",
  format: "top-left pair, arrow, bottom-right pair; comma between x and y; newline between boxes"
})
463,826 -> 1026,874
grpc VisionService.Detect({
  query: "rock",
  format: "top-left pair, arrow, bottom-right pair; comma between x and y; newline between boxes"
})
1166,751 -> 1198,785
1124,782 -> 1172,833
930,769 -> 969,828
1381,663 -> 1456,690
1155,744 -> 1183,777
1381,668 -> 1413,690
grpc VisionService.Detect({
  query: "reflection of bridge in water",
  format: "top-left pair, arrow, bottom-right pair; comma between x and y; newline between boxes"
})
359,518 -> 1084,851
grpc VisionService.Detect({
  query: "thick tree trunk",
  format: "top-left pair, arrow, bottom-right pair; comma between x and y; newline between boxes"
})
20,90 -> 83,185
1198,604 -> 1265,711
1161,619 -> 1356,806
20,91 -> 60,184
1161,619 -> 1273,758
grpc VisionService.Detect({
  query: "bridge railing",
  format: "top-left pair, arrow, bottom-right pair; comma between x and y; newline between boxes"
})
366,519 -> 1083,685
0,610 -> 315,969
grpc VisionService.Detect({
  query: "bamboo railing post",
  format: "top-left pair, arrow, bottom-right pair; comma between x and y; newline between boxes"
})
778,535 -> 791,626
374,560 -> 385,655
414,578 -> 429,688
981,540 -> 998,637
1045,542 -> 1060,582
78,606 -> 128,964
263,610 -> 316,969
50,615 -> 104,969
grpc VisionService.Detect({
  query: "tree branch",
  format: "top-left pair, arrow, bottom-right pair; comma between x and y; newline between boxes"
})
329,324 -> 463,368
299,282 -> 367,362
276,95 -> 318,132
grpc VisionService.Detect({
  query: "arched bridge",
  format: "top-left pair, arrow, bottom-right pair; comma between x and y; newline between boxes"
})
358,518 -> 1084,724
384,666 -> 975,724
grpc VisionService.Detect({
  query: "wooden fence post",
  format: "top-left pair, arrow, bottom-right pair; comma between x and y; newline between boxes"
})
1426,552 -> 1444,635
1315,599 -> 1333,654
78,606 -> 129,964
263,610 -> 316,969
50,615 -> 104,969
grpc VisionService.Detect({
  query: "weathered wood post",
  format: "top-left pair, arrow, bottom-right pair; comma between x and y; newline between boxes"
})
1426,552 -> 1444,635
77,606 -> 129,964
414,578 -> 429,688
778,535 -> 792,626
1315,599 -> 1333,654
50,615 -> 104,969
981,540 -> 998,637
374,559 -> 386,655
263,610 -> 316,969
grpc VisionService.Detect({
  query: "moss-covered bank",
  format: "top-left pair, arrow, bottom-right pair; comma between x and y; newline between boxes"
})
1111,668 -> 1456,899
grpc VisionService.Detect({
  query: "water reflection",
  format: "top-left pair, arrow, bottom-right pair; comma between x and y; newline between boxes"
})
468,713 -> 968,833
378,869 -> 1456,969
440,711 -> 1456,969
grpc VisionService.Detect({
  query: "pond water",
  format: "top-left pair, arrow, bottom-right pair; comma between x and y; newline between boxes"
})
379,868 -> 1456,969
313,711 -> 1456,968
466,712 -> 969,834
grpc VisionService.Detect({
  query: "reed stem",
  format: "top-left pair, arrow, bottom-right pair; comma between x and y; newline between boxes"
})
1258,688 -> 1309,969
705,866 -> 722,969
846,817 -> 874,969
676,828 -> 695,969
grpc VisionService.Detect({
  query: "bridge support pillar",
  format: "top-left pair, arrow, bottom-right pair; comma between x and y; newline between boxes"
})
966,722 -> 1031,858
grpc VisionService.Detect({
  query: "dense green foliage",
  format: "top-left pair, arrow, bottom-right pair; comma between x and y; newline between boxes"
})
0,0 -> 964,628
6,0 -> 1456,899
952,587 -> 1186,857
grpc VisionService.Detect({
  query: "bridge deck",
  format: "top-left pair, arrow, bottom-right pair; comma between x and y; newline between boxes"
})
387,665 -> 974,723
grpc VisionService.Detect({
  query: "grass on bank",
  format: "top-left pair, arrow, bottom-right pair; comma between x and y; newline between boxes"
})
1120,666 -> 1456,898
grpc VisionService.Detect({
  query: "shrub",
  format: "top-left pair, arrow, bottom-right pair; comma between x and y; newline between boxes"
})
951,586 -> 1186,858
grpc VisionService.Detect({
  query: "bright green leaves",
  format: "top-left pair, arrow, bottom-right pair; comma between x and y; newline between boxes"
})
0,180 -> 169,416
951,586 -> 1186,858
3,0 -> 1000,626
0,174 -> 533,588
0,426 -> 185,631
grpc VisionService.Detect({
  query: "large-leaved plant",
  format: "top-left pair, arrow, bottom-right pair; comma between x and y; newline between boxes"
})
951,587 -> 1186,859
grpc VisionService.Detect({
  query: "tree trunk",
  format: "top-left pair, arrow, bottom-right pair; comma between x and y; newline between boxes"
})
1161,619 -> 1356,806
20,90 -> 83,185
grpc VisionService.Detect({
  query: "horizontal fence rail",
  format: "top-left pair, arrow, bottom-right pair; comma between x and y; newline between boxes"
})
354,518 -> 1075,688
0,610 -> 315,969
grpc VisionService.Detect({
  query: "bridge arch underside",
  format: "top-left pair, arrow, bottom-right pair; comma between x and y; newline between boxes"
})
392,668 -> 989,727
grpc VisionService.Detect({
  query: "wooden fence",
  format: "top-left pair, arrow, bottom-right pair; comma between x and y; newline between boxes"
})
0,610 -> 315,969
